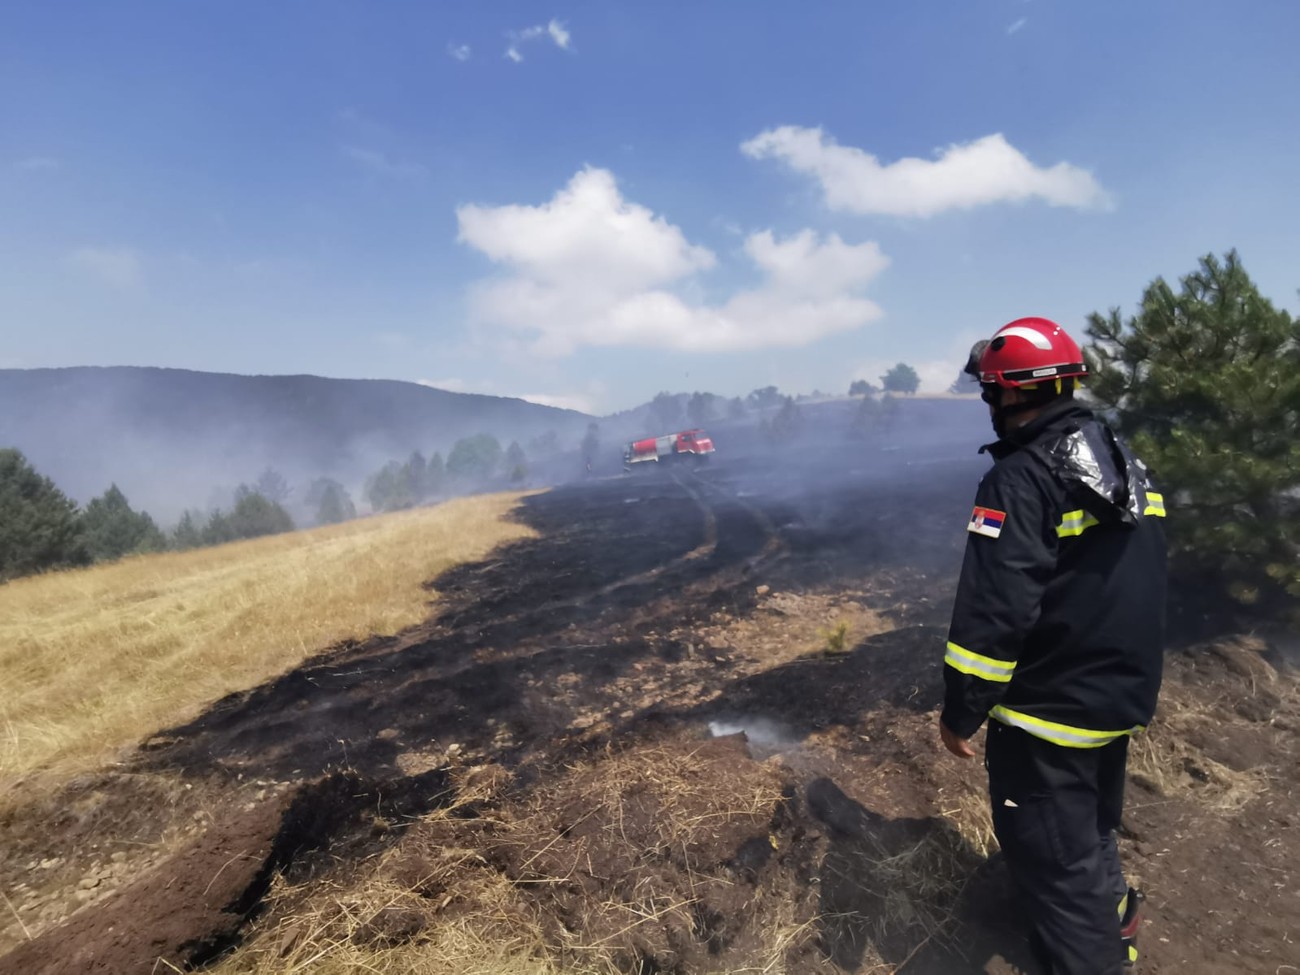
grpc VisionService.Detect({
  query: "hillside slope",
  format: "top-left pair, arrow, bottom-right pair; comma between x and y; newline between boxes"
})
0,366 -> 591,516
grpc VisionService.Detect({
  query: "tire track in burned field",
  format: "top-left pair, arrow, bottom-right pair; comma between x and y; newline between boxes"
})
135,471 -> 784,787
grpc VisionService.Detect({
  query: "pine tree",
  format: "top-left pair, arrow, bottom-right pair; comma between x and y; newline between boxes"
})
0,448 -> 88,580
171,510 -> 205,550
1085,249 -> 1300,606
650,392 -> 684,431
81,484 -> 166,561
847,394 -> 882,439
407,452 -> 428,501
254,468 -> 291,506
505,441 -> 527,483
202,509 -> 236,546
580,423 -> 600,468
686,392 -> 717,428
317,484 -> 354,524
227,490 -> 295,539
528,431 -> 560,455
365,461 -> 411,512
948,370 -> 976,395
767,396 -> 804,442
425,452 -> 445,498
306,478 -> 356,525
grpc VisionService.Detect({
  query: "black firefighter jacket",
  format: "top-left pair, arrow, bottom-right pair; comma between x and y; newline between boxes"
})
942,399 -> 1168,748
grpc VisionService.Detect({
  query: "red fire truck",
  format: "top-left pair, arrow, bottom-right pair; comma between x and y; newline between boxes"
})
623,429 -> 716,468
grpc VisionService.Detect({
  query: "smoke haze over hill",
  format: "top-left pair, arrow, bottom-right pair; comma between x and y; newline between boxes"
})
0,367 -> 594,520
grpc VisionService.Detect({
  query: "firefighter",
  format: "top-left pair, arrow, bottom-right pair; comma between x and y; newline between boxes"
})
940,317 -> 1167,973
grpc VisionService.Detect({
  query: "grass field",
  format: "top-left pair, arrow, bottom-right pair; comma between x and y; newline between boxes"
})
0,492 -> 536,794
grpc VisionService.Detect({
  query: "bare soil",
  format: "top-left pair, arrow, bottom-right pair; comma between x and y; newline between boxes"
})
2,422 -> 1297,974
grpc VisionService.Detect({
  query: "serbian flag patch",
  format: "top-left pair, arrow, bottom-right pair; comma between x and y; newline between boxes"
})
968,506 -> 1006,539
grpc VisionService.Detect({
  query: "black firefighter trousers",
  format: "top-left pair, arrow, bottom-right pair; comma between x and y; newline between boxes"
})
985,720 -> 1130,975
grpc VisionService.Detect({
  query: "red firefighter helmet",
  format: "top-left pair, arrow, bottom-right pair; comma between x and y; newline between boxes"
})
978,317 -> 1088,388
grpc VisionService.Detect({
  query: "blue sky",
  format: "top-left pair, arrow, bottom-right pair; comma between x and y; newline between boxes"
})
3,1 -> 1298,414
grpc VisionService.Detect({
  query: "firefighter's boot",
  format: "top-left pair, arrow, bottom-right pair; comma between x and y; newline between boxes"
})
1119,887 -> 1144,969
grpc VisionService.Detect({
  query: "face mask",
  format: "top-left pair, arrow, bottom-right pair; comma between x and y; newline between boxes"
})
983,384 -> 1045,439
981,385 -> 1007,438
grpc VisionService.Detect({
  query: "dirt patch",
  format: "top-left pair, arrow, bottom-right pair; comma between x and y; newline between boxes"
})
0,770 -> 219,948
0,772 -> 454,974
1,790 -> 293,975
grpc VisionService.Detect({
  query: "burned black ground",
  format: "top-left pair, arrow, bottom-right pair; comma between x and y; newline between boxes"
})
3,402 -> 1296,974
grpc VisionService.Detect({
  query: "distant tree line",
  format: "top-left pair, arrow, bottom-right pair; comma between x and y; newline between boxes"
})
361,432 -> 540,513
0,453 -> 301,582
1,422 -> 594,582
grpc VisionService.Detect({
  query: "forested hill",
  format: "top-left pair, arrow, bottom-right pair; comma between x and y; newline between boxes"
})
0,366 -> 592,516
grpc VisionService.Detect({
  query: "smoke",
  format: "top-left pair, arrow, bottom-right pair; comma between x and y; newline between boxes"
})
0,366 -> 597,526
707,716 -> 798,748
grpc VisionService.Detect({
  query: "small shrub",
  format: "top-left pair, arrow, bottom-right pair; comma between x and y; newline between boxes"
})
821,619 -> 851,655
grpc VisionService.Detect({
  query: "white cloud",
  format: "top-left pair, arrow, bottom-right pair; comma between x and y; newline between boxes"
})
741,126 -> 1110,218
505,18 -> 572,62
14,156 -> 60,172
546,19 -> 571,49
69,247 -> 143,290
457,166 -> 889,356
1007,17 -> 1028,34
459,167 -> 715,290
448,43 -> 471,61
342,145 -> 425,178
745,228 -> 889,296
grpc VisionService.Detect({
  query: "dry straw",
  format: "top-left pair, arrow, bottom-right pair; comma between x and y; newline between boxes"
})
0,493 -> 536,797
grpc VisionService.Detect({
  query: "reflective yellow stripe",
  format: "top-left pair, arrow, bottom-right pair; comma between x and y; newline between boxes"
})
1117,892 -> 1128,917
1056,509 -> 1100,537
1144,491 -> 1166,517
989,705 -> 1144,749
1128,945 -> 1138,963
944,642 -> 1015,683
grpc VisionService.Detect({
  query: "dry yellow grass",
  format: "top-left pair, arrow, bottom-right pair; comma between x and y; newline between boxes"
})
207,744 -> 809,975
206,875 -> 610,975
0,492 -> 537,792
1126,706 -> 1270,813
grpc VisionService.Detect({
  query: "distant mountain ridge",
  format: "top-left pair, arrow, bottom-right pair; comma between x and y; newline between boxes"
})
0,366 -> 593,519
